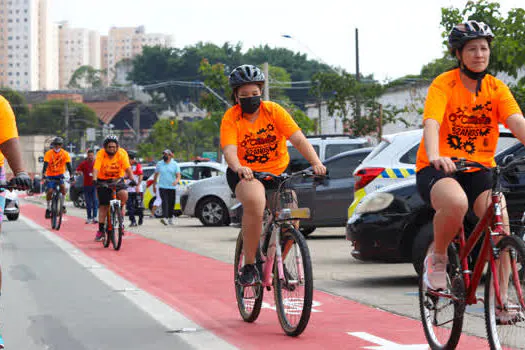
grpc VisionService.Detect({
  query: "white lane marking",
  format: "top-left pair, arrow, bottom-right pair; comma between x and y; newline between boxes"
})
348,332 -> 428,349
20,216 -> 237,350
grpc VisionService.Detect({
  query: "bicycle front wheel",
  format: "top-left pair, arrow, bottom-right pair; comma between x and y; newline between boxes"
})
51,193 -> 58,229
234,230 -> 263,323
273,227 -> 313,337
112,205 -> 124,251
419,241 -> 465,350
55,194 -> 64,231
485,235 -> 525,350
103,212 -> 111,248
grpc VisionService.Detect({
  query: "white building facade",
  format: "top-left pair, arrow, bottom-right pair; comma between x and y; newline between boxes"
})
0,0 -> 57,91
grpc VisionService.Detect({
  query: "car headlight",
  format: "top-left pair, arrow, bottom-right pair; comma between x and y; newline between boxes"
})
355,192 -> 394,214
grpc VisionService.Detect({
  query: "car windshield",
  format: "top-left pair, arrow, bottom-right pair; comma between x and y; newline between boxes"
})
496,136 -> 520,155
360,140 -> 390,164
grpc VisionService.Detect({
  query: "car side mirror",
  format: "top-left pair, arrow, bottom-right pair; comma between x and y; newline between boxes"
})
502,154 -> 515,166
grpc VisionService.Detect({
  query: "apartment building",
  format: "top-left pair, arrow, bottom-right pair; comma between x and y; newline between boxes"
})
58,21 -> 100,88
101,26 -> 174,84
0,0 -> 58,91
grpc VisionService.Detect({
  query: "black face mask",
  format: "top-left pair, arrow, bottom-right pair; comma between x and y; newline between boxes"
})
106,149 -> 116,156
163,155 -> 169,161
239,96 -> 261,114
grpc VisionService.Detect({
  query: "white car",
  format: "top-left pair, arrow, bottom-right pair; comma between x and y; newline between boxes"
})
347,126 -> 518,218
180,174 -> 236,226
144,161 -> 226,217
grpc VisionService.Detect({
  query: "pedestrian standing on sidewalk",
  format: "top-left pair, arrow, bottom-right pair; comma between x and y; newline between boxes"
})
76,149 -> 98,224
153,149 -> 180,226
126,150 -> 144,226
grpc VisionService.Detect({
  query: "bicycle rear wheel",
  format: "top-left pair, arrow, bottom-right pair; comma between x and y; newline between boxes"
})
419,242 -> 465,350
112,205 -> 123,251
485,235 -> 525,350
273,226 -> 313,337
234,230 -> 263,323
55,193 -> 63,231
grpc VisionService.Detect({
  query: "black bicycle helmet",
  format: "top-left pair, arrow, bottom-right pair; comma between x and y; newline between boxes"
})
228,65 -> 265,88
448,20 -> 494,54
127,150 -> 137,159
52,137 -> 64,145
103,134 -> 119,147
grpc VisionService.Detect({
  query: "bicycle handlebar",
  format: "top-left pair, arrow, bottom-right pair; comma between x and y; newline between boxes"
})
252,169 -> 328,183
451,156 -> 525,173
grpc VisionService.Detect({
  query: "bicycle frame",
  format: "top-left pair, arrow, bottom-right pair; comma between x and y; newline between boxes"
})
106,185 -> 121,233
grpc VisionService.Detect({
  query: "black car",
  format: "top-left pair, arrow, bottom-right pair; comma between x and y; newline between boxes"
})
346,137 -> 525,275
230,147 -> 373,236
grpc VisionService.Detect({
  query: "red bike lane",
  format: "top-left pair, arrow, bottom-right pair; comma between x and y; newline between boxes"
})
21,203 -> 489,349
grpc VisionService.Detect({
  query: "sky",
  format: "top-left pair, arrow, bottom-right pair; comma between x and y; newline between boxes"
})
51,0 -> 524,82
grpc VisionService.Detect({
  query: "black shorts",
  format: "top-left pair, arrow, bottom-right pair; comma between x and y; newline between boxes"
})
226,168 -> 280,193
416,166 -> 493,208
96,179 -> 127,206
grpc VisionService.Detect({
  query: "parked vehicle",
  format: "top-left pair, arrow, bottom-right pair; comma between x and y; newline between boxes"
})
180,174 -> 235,226
346,131 -> 524,275
286,134 -> 372,173
4,189 -> 20,221
144,161 -> 226,218
229,148 -> 373,235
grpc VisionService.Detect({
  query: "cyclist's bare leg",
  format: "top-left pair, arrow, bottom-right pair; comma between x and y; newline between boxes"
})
235,179 -> 265,264
430,178 -> 468,256
117,189 -> 128,217
59,183 -> 66,196
45,187 -> 52,201
474,190 -> 512,302
98,205 -> 109,228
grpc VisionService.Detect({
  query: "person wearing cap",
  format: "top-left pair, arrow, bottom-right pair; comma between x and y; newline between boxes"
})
153,150 -> 181,225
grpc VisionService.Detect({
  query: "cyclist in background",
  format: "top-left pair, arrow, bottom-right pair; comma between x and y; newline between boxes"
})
126,150 -> 144,227
220,64 -> 326,286
415,21 -> 525,322
0,95 -> 32,349
92,135 -> 135,241
42,137 -> 74,219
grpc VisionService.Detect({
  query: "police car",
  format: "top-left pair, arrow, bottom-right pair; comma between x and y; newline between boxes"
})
143,161 -> 226,217
347,129 -> 423,218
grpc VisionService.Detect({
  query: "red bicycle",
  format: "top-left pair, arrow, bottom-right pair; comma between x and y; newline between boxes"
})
419,157 -> 525,349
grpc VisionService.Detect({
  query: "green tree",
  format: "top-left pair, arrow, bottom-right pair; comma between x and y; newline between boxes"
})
313,72 -> 401,136
68,65 -> 104,89
441,0 -> 525,78
420,56 -> 457,79
0,88 -> 31,134
29,100 -> 99,145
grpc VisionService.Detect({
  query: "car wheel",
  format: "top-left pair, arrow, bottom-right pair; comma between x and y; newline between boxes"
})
300,226 -> 316,237
74,192 -> 86,209
6,213 -> 19,221
411,222 -> 434,276
148,198 -> 163,218
196,197 -> 229,226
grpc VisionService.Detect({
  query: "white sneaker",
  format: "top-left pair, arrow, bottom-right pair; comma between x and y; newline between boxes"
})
160,218 -> 168,226
423,253 -> 448,290
168,218 -> 174,225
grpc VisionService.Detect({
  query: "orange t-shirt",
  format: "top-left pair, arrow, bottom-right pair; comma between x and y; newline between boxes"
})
416,69 -> 522,171
94,148 -> 131,180
44,148 -> 71,176
0,95 -> 19,148
220,101 -> 301,175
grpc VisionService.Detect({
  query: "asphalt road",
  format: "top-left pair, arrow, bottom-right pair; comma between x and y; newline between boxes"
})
0,217 -> 234,350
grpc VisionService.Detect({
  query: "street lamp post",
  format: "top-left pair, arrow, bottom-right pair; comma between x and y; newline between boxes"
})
281,34 -> 342,76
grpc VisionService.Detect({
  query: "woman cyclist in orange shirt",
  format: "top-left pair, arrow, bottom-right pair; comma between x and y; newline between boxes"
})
221,65 -> 326,286
416,21 -> 525,320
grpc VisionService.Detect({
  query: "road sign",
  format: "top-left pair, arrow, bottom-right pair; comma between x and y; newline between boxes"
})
202,152 -> 217,161
66,142 -> 76,153
38,156 -> 44,163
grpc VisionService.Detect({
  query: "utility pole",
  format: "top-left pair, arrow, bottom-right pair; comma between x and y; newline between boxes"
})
355,28 -> 361,123
263,62 -> 270,101
64,99 -> 69,141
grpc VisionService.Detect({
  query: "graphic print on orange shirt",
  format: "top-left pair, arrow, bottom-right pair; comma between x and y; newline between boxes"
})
240,123 -> 279,165
44,149 -> 70,176
445,101 -> 494,156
